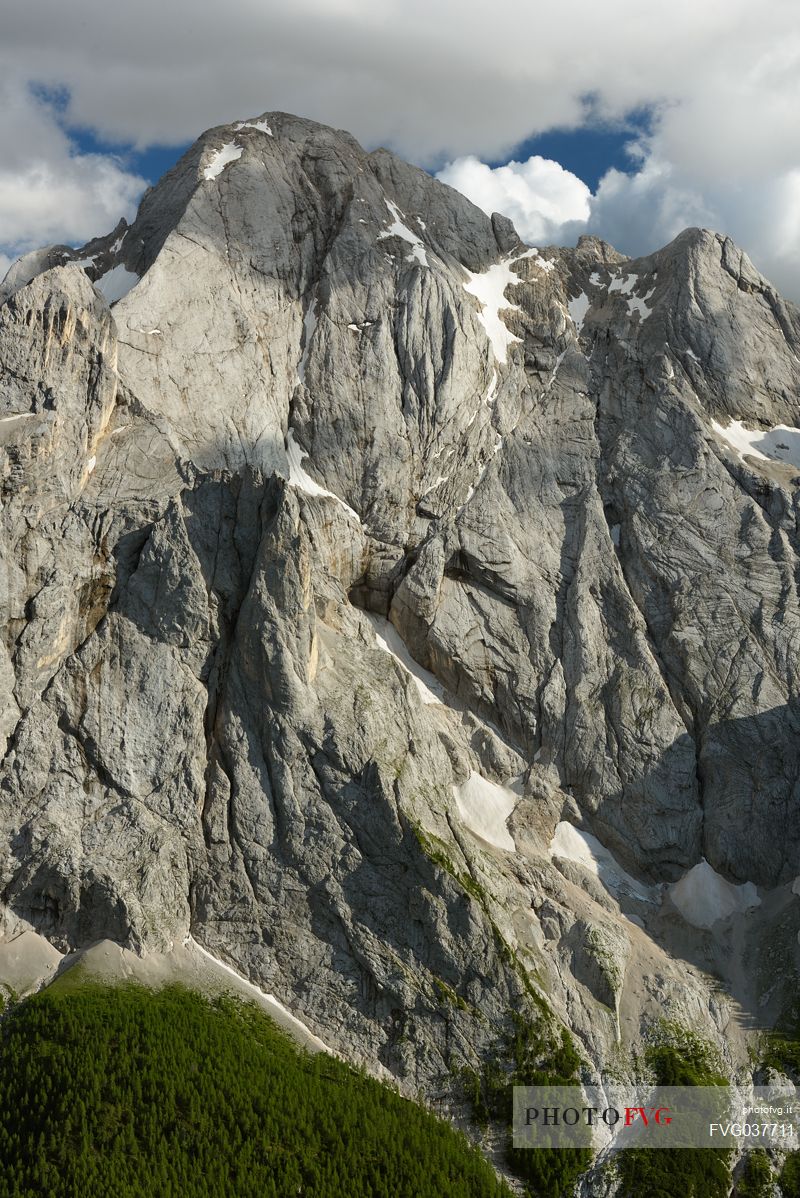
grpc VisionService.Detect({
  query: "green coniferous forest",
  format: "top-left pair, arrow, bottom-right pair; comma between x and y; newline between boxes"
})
0,981 -> 514,1198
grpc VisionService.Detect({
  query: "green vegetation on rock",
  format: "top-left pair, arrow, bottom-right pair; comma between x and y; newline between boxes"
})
616,1021 -> 732,1198
781,1151 -> 800,1198
641,1020 -> 727,1087
764,1036 -> 800,1078
617,1141 -> 733,1198
462,1007 -> 590,1198
417,813 -> 592,1198
761,998 -> 800,1080
0,981 -> 514,1198
736,1148 -> 774,1198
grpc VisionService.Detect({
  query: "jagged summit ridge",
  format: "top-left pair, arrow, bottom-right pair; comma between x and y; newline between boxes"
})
1,112 -> 799,1104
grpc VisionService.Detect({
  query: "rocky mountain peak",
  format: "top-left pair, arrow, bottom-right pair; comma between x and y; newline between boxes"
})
1,111 -> 798,1113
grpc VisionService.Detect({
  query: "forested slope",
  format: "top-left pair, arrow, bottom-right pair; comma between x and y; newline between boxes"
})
0,982 -> 512,1198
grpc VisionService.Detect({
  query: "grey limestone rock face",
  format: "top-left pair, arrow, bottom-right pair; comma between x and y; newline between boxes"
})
1,111 -> 799,1106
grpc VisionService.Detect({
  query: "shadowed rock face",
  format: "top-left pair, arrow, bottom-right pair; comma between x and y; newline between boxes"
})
1,112 -> 799,1096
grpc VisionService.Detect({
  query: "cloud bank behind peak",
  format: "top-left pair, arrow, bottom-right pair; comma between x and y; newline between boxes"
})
0,0 -> 798,297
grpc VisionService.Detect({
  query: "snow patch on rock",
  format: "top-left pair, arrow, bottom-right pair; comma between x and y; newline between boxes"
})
627,288 -> 655,319
550,822 -> 654,902
608,272 -> 655,320
94,264 -> 140,304
608,272 -> 637,296
462,253 -> 531,365
713,419 -> 800,471
568,292 -> 590,331
235,119 -> 273,136
204,142 -> 243,181
285,429 -> 360,521
377,199 -> 428,266
668,859 -> 760,929
542,349 -> 567,394
454,771 -> 517,852
188,938 -> 332,1053
366,613 -> 445,706
422,473 -> 450,497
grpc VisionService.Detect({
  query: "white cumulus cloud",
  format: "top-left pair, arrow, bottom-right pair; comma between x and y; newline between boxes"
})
587,145 -> 800,299
1,0 -> 800,297
0,79 -> 146,274
436,155 -> 591,246
437,136 -> 800,300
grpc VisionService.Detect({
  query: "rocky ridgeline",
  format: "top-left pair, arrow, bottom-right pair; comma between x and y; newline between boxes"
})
1,112 -> 799,1100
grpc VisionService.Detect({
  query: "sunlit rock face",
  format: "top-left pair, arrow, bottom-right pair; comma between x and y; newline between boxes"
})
1,112 -> 799,1099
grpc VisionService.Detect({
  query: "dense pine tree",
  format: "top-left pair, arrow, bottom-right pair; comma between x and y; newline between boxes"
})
0,982 -> 512,1198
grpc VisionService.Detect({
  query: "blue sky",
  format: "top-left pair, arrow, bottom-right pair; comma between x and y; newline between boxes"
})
79,134 -> 191,190
487,121 -> 650,194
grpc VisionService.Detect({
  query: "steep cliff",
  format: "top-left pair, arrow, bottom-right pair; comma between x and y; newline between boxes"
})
2,113 -> 799,1110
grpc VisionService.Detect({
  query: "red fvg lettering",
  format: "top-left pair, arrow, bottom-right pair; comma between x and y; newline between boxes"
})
624,1106 -> 672,1127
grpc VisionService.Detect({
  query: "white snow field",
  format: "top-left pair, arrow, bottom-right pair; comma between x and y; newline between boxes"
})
668,859 -> 761,929
94,264 -> 140,304
607,271 -> 655,319
377,199 -> 428,266
235,119 -> 273,135
453,771 -> 518,852
203,142 -> 243,181
462,256 -> 525,365
284,429 -> 360,521
568,291 -> 590,331
549,821 -> 654,902
365,612 -> 445,705
713,419 -> 800,471
608,272 -> 637,297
